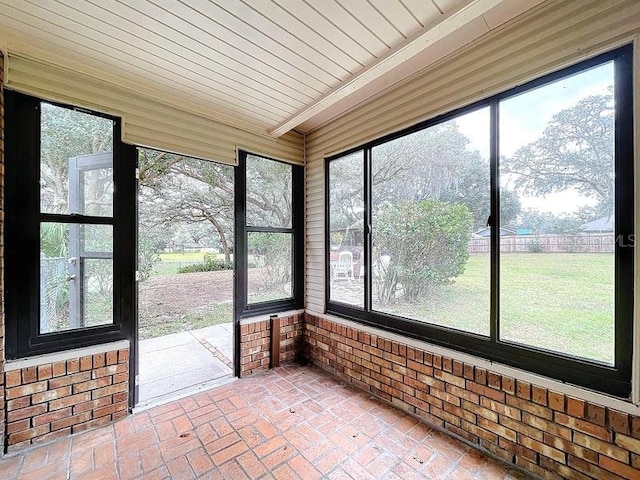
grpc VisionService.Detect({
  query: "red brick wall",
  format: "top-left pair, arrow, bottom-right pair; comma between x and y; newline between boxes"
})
240,313 -> 303,376
304,313 -> 640,480
4,348 -> 129,450
0,51 -> 5,458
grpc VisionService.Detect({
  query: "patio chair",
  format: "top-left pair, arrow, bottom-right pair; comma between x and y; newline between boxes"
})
331,250 -> 354,285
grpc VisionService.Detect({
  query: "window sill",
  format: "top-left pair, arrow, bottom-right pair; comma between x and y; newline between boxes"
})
239,309 -> 305,325
5,340 -> 130,371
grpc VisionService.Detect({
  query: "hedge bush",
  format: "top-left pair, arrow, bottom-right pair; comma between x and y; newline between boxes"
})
178,253 -> 233,273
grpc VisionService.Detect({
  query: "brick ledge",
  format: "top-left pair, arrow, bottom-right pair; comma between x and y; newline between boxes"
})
305,310 -> 640,416
5,340 -> 130,372
240,309 -> 304,325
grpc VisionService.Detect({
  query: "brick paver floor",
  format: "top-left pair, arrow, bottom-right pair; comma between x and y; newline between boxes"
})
0,364 -> 531,479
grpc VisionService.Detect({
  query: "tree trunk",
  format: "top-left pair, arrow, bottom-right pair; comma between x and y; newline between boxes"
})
206,216 -> 232,264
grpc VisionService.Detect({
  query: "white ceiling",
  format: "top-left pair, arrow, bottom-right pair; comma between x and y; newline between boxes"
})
0,0 -> 545,137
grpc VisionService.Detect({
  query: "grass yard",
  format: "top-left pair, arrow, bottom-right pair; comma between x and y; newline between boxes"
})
152,252 -> 227,276
138,269 -> 235,340
143,252 -> 614,364
138,301 -> 233,340
376,253 -> 614,365
159,252 -> 209,262
140,258 -> 280,341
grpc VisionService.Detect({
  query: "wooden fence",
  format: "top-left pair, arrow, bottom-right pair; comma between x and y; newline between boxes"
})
468,234 -> 615,254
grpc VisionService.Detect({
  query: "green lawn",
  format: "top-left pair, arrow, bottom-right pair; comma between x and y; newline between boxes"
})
140,252 -> 234,339
145,252 -> 615,364
158,252 -> 209,262
376,253 -> 614,365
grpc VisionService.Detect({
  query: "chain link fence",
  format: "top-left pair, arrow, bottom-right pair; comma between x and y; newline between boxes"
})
40,254 -> 69,333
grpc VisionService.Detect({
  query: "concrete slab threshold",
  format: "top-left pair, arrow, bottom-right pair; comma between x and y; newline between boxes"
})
133,374 -> 236,412
136,323 -> 234,409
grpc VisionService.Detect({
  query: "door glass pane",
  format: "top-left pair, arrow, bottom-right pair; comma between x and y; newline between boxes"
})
246,154 -> 292,228
40,222 -> 113,333
40,102 -> 114,216
328,151 -> 365,307
499,62 -> 615,364
81,165 -> 114,216
248,232 -> 292,303
371,108 -> 490,336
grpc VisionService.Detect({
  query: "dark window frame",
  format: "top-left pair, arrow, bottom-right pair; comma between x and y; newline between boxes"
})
234,150 -> 304,318
4,90 -> 137,359
325,45 -> 634,397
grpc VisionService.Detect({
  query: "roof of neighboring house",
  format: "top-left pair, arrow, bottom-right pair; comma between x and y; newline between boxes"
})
473,227 -> 517,237
582,216 -> 614,232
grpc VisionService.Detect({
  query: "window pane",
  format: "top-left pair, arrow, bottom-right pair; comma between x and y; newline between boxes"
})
248,232 -> 292,303
82,259 -> 114,328
246,154 -> 292,228
41,103 -> 114,216
83,224 -> 113,253
40,222 -> 113,333
499,63 -> 615,364
328,152 -> 365,307
371,108 -> 490,336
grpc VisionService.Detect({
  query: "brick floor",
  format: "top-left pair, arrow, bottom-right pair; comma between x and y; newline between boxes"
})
0,364 -> 532,479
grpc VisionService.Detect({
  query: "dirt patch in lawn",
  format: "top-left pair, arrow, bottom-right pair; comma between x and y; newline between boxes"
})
137,270 -> 273,339
139,270 -> 235,318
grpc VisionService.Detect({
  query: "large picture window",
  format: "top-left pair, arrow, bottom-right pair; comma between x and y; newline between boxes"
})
5,91 -> 136,358
325,45 -> 633,397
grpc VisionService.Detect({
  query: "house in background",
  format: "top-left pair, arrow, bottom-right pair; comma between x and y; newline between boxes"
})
472,226 -> 518,237
0,1 -> 639,480
582,216 -> 615,233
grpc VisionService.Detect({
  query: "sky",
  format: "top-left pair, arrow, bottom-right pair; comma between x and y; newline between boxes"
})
454,62 -> 613,215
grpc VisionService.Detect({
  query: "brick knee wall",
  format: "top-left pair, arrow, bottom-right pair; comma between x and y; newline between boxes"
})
240,313 -> 303,376
304,313 -> 640,480
4,348 -> 129,450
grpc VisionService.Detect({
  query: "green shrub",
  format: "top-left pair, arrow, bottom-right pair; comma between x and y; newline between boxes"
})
527,240 -> 544,253
374,200 -> 472,306
40,222 -> 69,258
178,253 -> 233,273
